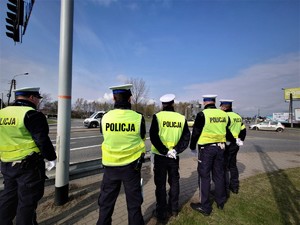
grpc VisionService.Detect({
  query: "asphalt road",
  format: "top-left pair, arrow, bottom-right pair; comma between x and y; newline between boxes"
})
48,119 -> 300,163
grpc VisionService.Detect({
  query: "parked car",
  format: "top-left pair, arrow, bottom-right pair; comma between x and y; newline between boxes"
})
83,111 -> 105,128
249,121 -> 285,132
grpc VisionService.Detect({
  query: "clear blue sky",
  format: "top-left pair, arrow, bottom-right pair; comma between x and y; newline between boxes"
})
1,0 -> 299,117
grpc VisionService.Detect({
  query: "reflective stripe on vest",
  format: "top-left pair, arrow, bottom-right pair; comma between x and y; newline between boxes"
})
0,106 -> 40,162
198,109 -> 228,145
227,112 -> 243,138
101,109 -> 145,166
151,111 -> 185,155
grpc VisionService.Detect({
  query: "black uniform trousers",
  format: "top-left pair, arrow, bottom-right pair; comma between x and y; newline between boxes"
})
0,160 -> 46,225
153,154 -> 180,219
97,162 -> 144,225
224,143 -> 240,191
197,145 -> 226,213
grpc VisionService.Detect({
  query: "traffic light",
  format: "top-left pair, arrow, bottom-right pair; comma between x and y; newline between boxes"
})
5,0 -> 24,42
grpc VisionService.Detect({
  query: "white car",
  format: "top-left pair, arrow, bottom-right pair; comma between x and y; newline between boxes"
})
83,111 -> 105,128
249,121 -> 285,132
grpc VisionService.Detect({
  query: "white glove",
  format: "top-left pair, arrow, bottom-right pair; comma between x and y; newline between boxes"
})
190,150 -> 197,157
45,160 -> 56,171
236,138 -> 244,146
166,149 -> 177,159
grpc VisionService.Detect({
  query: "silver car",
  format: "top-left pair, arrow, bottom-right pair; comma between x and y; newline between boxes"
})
249,121 -> 285,132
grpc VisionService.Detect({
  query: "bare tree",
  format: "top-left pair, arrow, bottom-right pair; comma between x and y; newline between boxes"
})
39,93 -> 52,110
73,98 -> 85,113
126,77 -> 149,111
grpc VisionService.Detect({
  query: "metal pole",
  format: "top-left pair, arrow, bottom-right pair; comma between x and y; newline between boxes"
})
7,79 -> 15,106
55,0 -> 74,206
1,93 -> 3,109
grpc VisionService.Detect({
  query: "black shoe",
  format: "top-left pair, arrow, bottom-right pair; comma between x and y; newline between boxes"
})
167,209 -> 179,218
170,211 -> 178,217
230,188 -> 239,194
152,210 -> 167,223
217,204 -> 224,210
190,203 -> 211,216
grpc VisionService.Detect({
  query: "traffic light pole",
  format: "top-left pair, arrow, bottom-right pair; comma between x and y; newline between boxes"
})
55,0 -> 74,206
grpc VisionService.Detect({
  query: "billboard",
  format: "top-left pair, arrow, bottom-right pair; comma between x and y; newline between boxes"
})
273,112 -> 289,122
295,108 -> 300,121
284,87 -> 300,101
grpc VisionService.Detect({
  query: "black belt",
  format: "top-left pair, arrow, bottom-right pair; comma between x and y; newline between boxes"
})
200,143 -> 218,147
200,143 -> 225,149
1,160 -> 22,167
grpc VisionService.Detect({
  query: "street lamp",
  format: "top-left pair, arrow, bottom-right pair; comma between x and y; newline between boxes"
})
7,72 -> 29,105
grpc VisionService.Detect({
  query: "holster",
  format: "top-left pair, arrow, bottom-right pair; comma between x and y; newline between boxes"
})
134,153 -> 145,171
20,152 -> 43,169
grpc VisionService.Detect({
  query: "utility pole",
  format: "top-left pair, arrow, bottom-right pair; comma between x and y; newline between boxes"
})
7,72 -> 29,105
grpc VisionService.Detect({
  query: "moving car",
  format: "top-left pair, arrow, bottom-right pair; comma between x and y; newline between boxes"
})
83,111 -> 105,128
249,121 -> 285,132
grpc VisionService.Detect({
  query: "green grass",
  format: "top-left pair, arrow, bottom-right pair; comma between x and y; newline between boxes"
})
168,167 -> 300,225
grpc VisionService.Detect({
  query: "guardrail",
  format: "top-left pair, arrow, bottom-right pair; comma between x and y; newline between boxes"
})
0,153 -> 151,191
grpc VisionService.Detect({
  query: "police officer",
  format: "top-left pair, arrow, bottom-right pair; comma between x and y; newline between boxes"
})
0,87 -> 57,225
97,84 -> 146,225
220,99 -> 246,195
150,94 -> 190,222
190,95 -> 234,216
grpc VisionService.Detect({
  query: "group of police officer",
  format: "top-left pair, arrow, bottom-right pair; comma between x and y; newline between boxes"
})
149,93 -> 246,221
98,85 -> 246,224
0,84 -> 246,225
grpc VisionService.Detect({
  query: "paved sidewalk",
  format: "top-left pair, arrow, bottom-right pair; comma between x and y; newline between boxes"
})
37,150 -> 300,225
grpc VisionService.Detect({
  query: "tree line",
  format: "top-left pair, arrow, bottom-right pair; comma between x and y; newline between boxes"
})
39,78 -> 201,119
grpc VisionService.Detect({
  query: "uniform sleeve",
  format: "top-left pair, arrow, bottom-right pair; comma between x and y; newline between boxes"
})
100,120 -> 103,134
174,120 -> 190,154
190,112 -> 205,150
140,115 -> 146,140
226,117 -> 235,142
239,123 -> 247,141
149,114 -> 169,155
24,110 -> 57,161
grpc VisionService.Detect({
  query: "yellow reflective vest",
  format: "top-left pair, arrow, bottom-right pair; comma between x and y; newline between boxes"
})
227,112 -> 244,138
151,111 -> 185,155
0,106 -> 40,162
198,108 -> 228,145
101,109 -> 146,166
